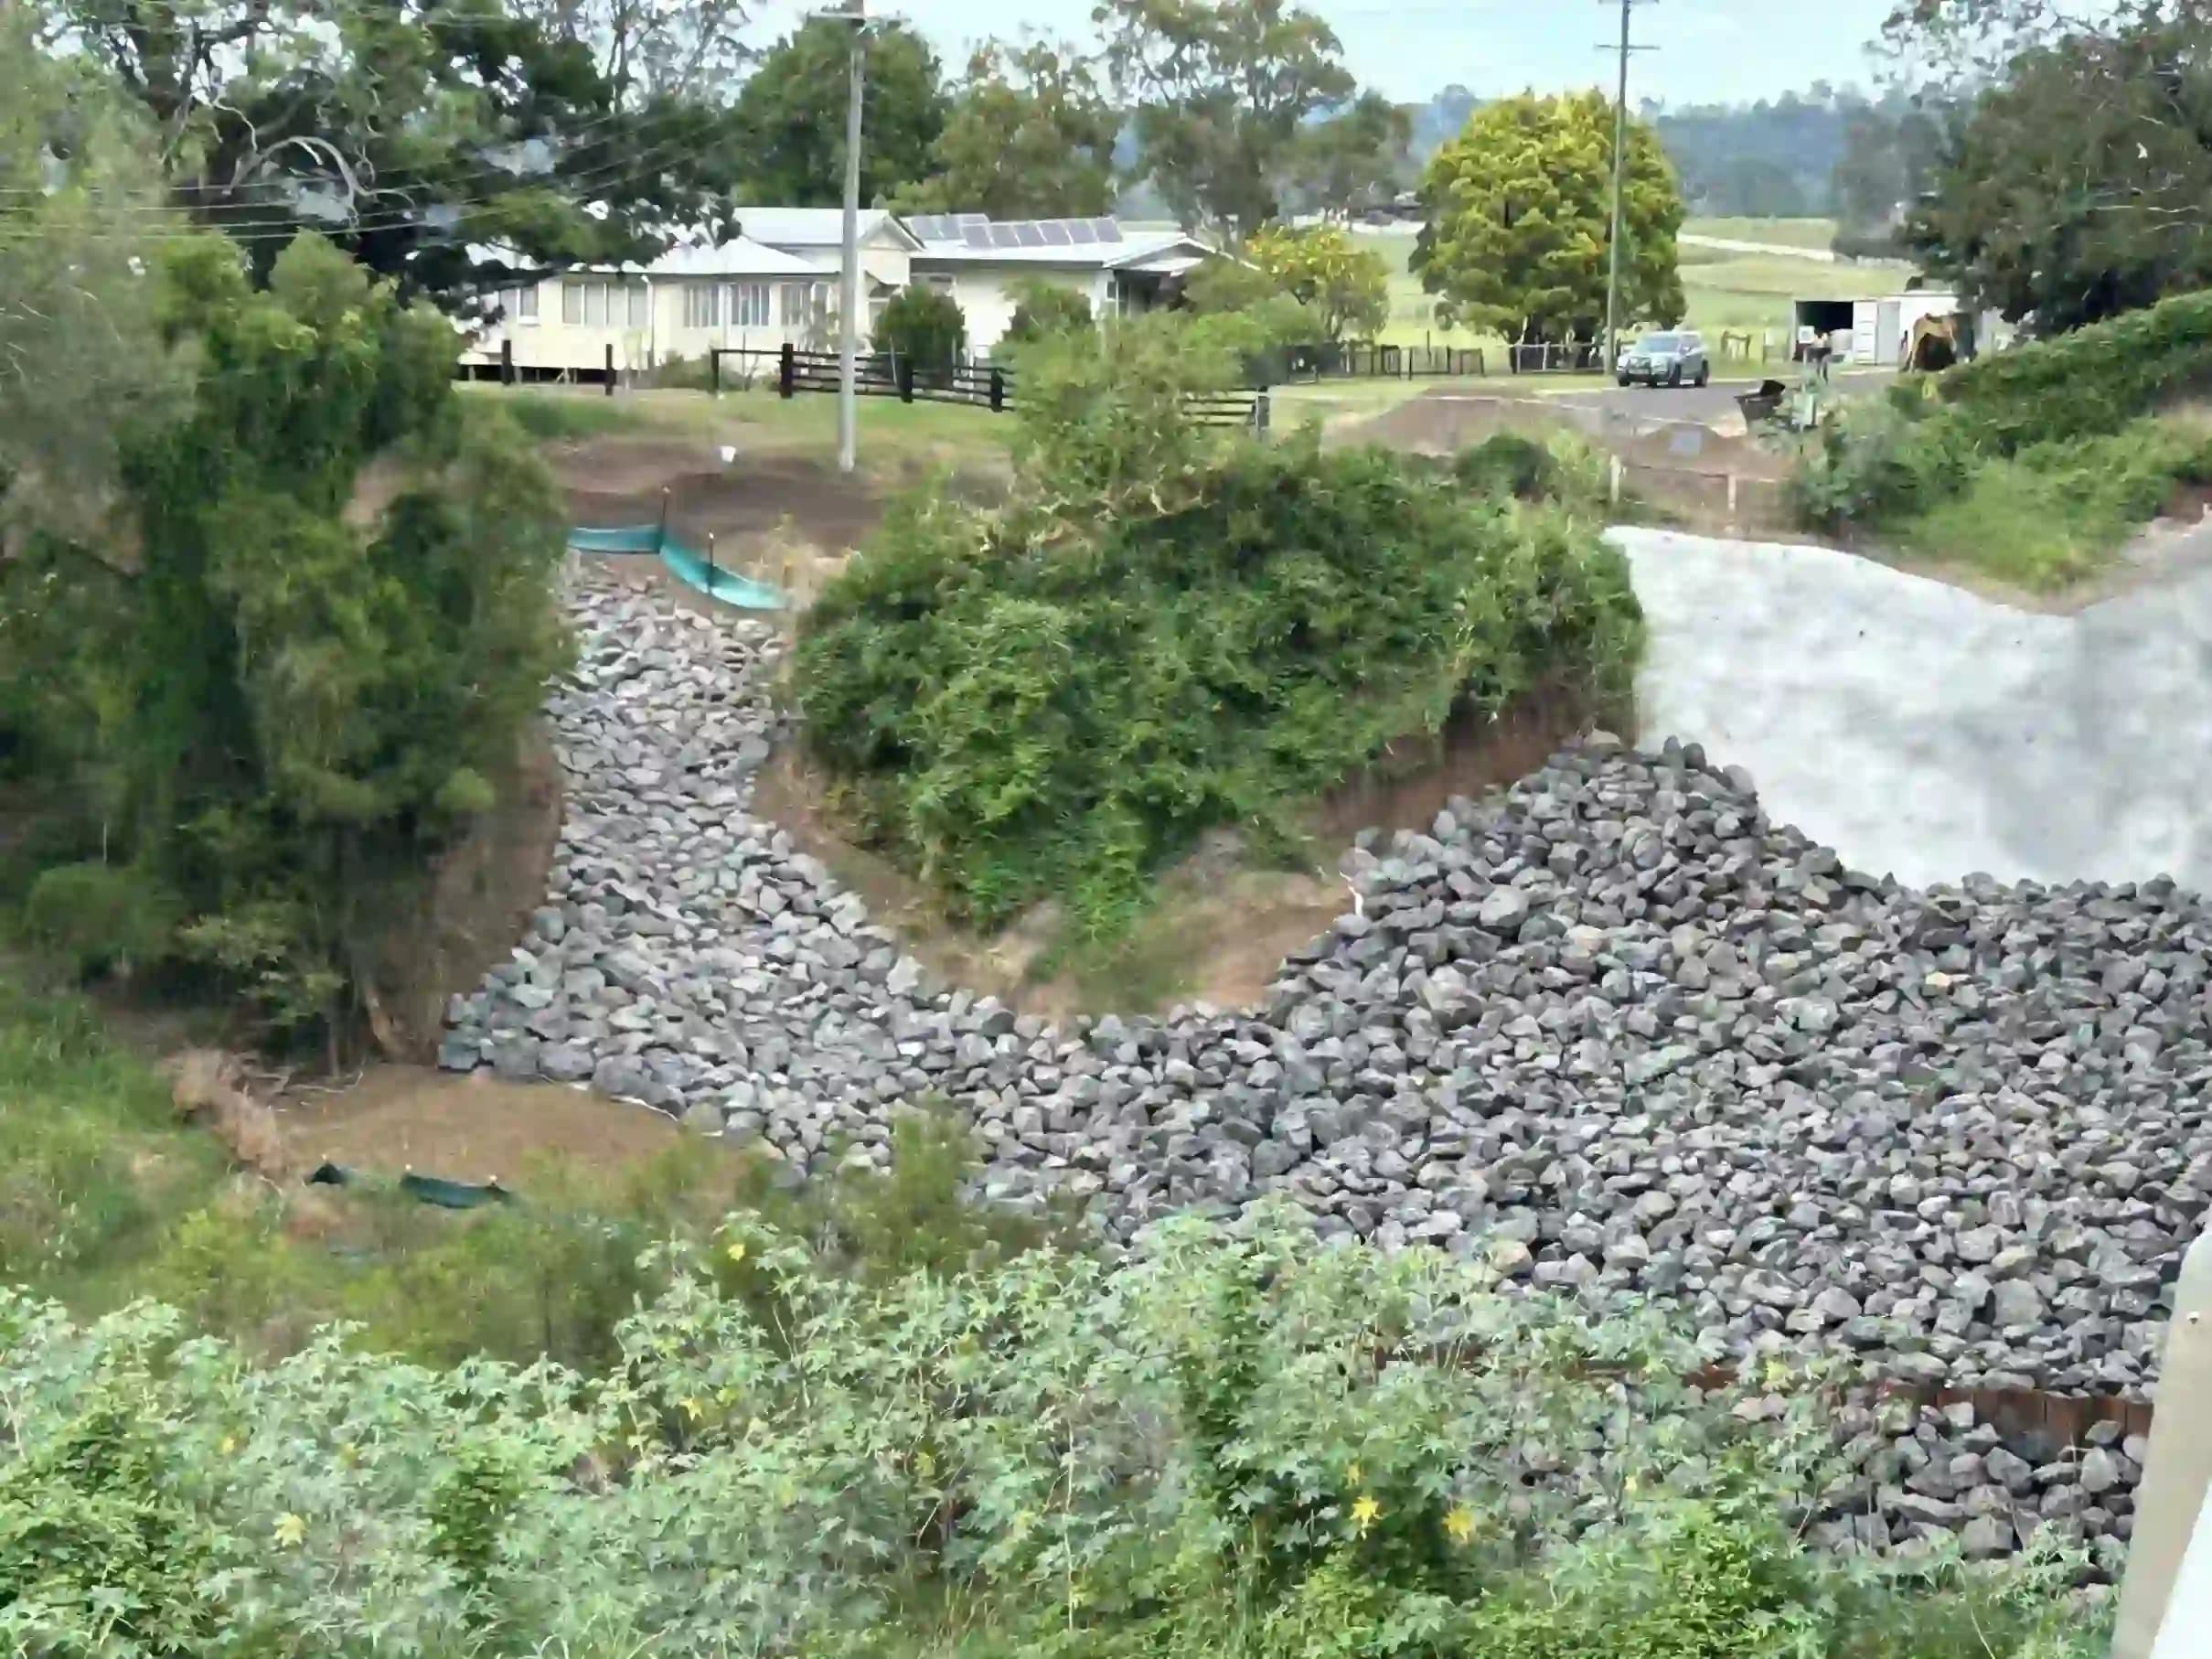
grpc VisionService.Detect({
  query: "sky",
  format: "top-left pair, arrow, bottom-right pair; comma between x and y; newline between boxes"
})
749,0 -> 1903,108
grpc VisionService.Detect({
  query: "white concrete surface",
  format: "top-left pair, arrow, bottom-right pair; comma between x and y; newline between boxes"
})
1611,529 -> 2212,894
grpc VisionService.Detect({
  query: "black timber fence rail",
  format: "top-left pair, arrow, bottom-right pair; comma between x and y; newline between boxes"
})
711,345 -> 1269,431
1256,342 -> 1489,382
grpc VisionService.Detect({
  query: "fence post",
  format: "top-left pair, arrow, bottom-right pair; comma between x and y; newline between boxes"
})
705,531 -> 717,595
500,338 -> 514,386
1256,391 -> 1270,434
896,355 -> 914,404
2117,1228 -> 2212,1657
711,349 -> 721,397
656,488 -> 671,553
779,343 -> 795,400
604,343 -> 615,396
1608,455 -> 1622,508
988,368 -> 1005,413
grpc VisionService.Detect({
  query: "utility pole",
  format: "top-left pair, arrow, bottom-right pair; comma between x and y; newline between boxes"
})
1601,0 -> 1653,369
817,0 -> 868,476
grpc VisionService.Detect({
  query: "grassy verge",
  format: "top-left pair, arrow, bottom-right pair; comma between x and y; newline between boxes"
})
0,962 -> 1052,1368
1796,387 -> 2212,593
461,382 -> 1013,478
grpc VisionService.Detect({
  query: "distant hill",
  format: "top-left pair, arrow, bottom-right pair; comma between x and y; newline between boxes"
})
1400,83 -> 1935,224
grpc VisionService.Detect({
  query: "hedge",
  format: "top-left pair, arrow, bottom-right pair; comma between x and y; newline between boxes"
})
1940,287 -> 2212,451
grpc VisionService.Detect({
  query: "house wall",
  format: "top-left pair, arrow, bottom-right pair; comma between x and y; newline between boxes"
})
466,272 -> 843,375
757,232 -> 912,291
915,265 -> 1109,355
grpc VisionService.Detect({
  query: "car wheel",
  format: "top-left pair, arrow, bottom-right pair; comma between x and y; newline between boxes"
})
1668,364 -> 1683,387
1616,374 -> 1630,387
1694,363 -> 1710,388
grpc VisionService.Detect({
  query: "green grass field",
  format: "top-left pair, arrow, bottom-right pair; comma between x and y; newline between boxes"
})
1683,217 -> 1840,251
1361,219 -> 1918,359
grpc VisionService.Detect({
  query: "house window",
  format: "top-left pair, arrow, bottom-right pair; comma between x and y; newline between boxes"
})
683,284 -> 720,328
779,282 -> 807,326
731,281 -> 770,327
509,284 -> 539,323
561,282 -> 582,325
627,283 -> 649,327
582,282 -> 606,326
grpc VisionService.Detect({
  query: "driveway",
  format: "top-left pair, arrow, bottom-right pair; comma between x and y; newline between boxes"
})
1547,369 -> 1887,427
1616,529 -> 2212,894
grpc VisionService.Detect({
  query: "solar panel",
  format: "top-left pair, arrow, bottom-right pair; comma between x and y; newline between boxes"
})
956,213 -> 990,232
962,223 -> 991,249
1015,222 -> 1045,247
1091,218 -> 1122,243
1066,220 -> 1095,245
905,214 -> 943,241
1040,221 -> 1072,246
988,224 -> 1021,248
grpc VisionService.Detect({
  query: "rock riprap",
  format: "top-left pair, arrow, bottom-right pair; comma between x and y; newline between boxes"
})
448,569 -> 2211,1414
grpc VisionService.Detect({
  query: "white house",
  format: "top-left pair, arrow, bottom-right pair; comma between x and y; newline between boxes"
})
463,235 -> 831,380
903,214 -> 1222,353
461,211 -> 1224,379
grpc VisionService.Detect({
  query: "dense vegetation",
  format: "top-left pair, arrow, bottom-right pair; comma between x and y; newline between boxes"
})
1792,286 -> 2212,587
0,225 -> 567,1041
2,1187 -> 2102,1658
795,315 -> 1641,937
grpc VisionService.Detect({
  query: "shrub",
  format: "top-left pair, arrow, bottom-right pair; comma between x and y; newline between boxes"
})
1790,396 -> 1979,530
875,285 -> 967,380
798,315 -> 1642,937
20,862 -> 181,979
1453,432 -> 1577,503
0,1212 -> 2103,1658
1940,285 -> 2212,451
1001,281 -> 1095,348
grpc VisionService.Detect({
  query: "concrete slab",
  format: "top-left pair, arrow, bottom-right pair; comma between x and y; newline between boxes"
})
1612,528 -> 2212,894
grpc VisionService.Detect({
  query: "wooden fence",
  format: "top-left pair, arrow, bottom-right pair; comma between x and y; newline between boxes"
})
713,345 -> 1270,432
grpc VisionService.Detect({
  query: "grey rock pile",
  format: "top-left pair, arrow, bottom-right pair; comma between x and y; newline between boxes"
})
445,567 -> 2212,1559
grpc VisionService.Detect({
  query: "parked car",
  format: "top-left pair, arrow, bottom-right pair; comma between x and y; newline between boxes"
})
1616,329 -> 1710,389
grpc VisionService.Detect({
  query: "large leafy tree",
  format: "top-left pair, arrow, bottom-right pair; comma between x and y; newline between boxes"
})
1094,0 -> 1393,240
898,40 -> 1117,218
1412,91 -> 1684,345
1243,225 -> 1388,339
0,230 -> 567,1041
731,17 -> 945,208
1284,91 -> 1412,219
1897,7 -> 2212,330
19,0 -> 745,307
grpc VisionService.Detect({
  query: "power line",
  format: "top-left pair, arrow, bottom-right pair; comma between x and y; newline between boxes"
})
0,129 -> 711,242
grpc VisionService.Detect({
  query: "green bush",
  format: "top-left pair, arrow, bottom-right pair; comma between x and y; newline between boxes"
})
1790,397 -> 1980,530
20,861 -> 181,979
0,1212 -> 2103,1658
0,234 -> 570,1041
876,285 -> 967,380
1001,281 -> 1095,348
1940,286 -> 2212,451
798,315 -> 1642,936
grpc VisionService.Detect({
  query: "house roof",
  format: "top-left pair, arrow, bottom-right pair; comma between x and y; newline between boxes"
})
467,235 -> 821,279
902,214 -> 1220,272
646,238 -> 820,278
733,208 -> 921,250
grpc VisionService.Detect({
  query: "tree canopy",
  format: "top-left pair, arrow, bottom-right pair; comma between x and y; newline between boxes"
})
731,17 -> 945,208
1243,226 -> 1389,340
0,226 -> 567,1040
1095,0 -> 1398,238
897,41 -> 1117,219
1413,91 -> 1684,345
1901,7 -> 2212,330
16,0 -> 744,309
